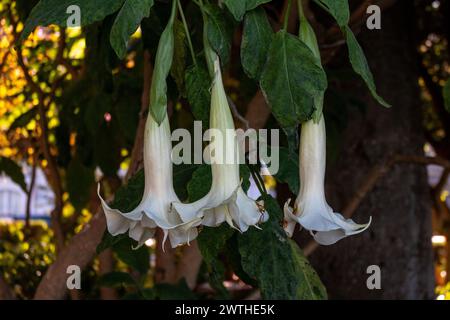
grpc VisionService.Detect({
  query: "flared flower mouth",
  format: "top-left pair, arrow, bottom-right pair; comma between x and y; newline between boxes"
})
170,56 -> 267,232
283,115 -> 371,245
98,114 -> 202,249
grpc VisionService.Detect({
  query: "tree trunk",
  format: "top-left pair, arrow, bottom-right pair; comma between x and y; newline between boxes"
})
306,0 -> 435,299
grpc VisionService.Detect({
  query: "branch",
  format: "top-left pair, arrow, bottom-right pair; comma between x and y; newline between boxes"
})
34,212 -> 107,299
25,151 -> 37,229
98,249 -> 119,300
303,155 -> 450,256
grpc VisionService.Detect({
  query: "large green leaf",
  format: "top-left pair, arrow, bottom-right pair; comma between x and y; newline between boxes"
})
238,194 -> 327,299
289,239 -> 328,299
344,27 -> 390,108
314,0 -> 349,27
110,170 -> 145,212
444,78 -> 450,113
223,0 -> 272,21
173,163 -> 198,202
260,30 -> 327,129
21,0 -> 126,40
110,0 -> 154,59
187,164 -> 251,202
197,224 -> 235,297
113,237 -> 150,274
313,0 -> 390,108
66,156 -> 94,211
97,232 -> 128,254
0,157 -> 27,192
185,64 -> 211,124
241,7 -> 273,80
187,165 -> 212,202
274,147 -> 299,195
149,0 -> 177,124
204,4 -> 234,66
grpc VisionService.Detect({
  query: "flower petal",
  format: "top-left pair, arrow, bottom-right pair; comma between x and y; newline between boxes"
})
97,184 -> 143,235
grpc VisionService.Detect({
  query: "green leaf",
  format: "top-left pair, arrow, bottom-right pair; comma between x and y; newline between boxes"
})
223,0 -> 271,21
344,27 -> 390,108
113,237 -> 150,274
97,271 -> 137,288
260,30 -> 327,129
289,239 -> 328,300
7,108 -> 37,134
204,4 -> 234,66
444,79 -> 450,113
187,164 -> 251,203
110,0 -> 154,59
149,0 -> 177,124
187,165 -> 212,202
96,232 -> 128,254
198,225 -> 235,267
0,157 -> 27,192
111,170 -> 145,212
66,156 -> 94,211
314,0 -> 349,27
241,7 -> 273,80
21,0 -> 126,41
198,224 -> 235,297
238,194 -> 327,299
240,165 -> 251,192
173,163 -> 198,201
274,147 -> 299,195
171,19 -> 187,96
185,64 -> 211,124
224,234 -> 257,286
313,0 -> 389,108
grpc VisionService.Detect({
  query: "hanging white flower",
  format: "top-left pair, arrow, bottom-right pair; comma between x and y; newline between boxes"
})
98,113 -> 201,248
171,57 -> 267,232
284,115 -> 371,245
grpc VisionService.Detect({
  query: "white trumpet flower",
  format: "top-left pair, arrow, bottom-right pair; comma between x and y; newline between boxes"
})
171,58 -> 267,231
98,114 -> 201,248
284,115 -> 371,245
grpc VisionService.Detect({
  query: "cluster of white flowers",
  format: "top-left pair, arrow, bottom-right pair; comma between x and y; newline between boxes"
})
98,57 -> 267,248
99,58 -> 371,249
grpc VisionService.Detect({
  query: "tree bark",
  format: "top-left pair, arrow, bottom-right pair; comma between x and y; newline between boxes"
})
305,0 -> 435,299
98,249 -> 119,300
34,213 -> 106,299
